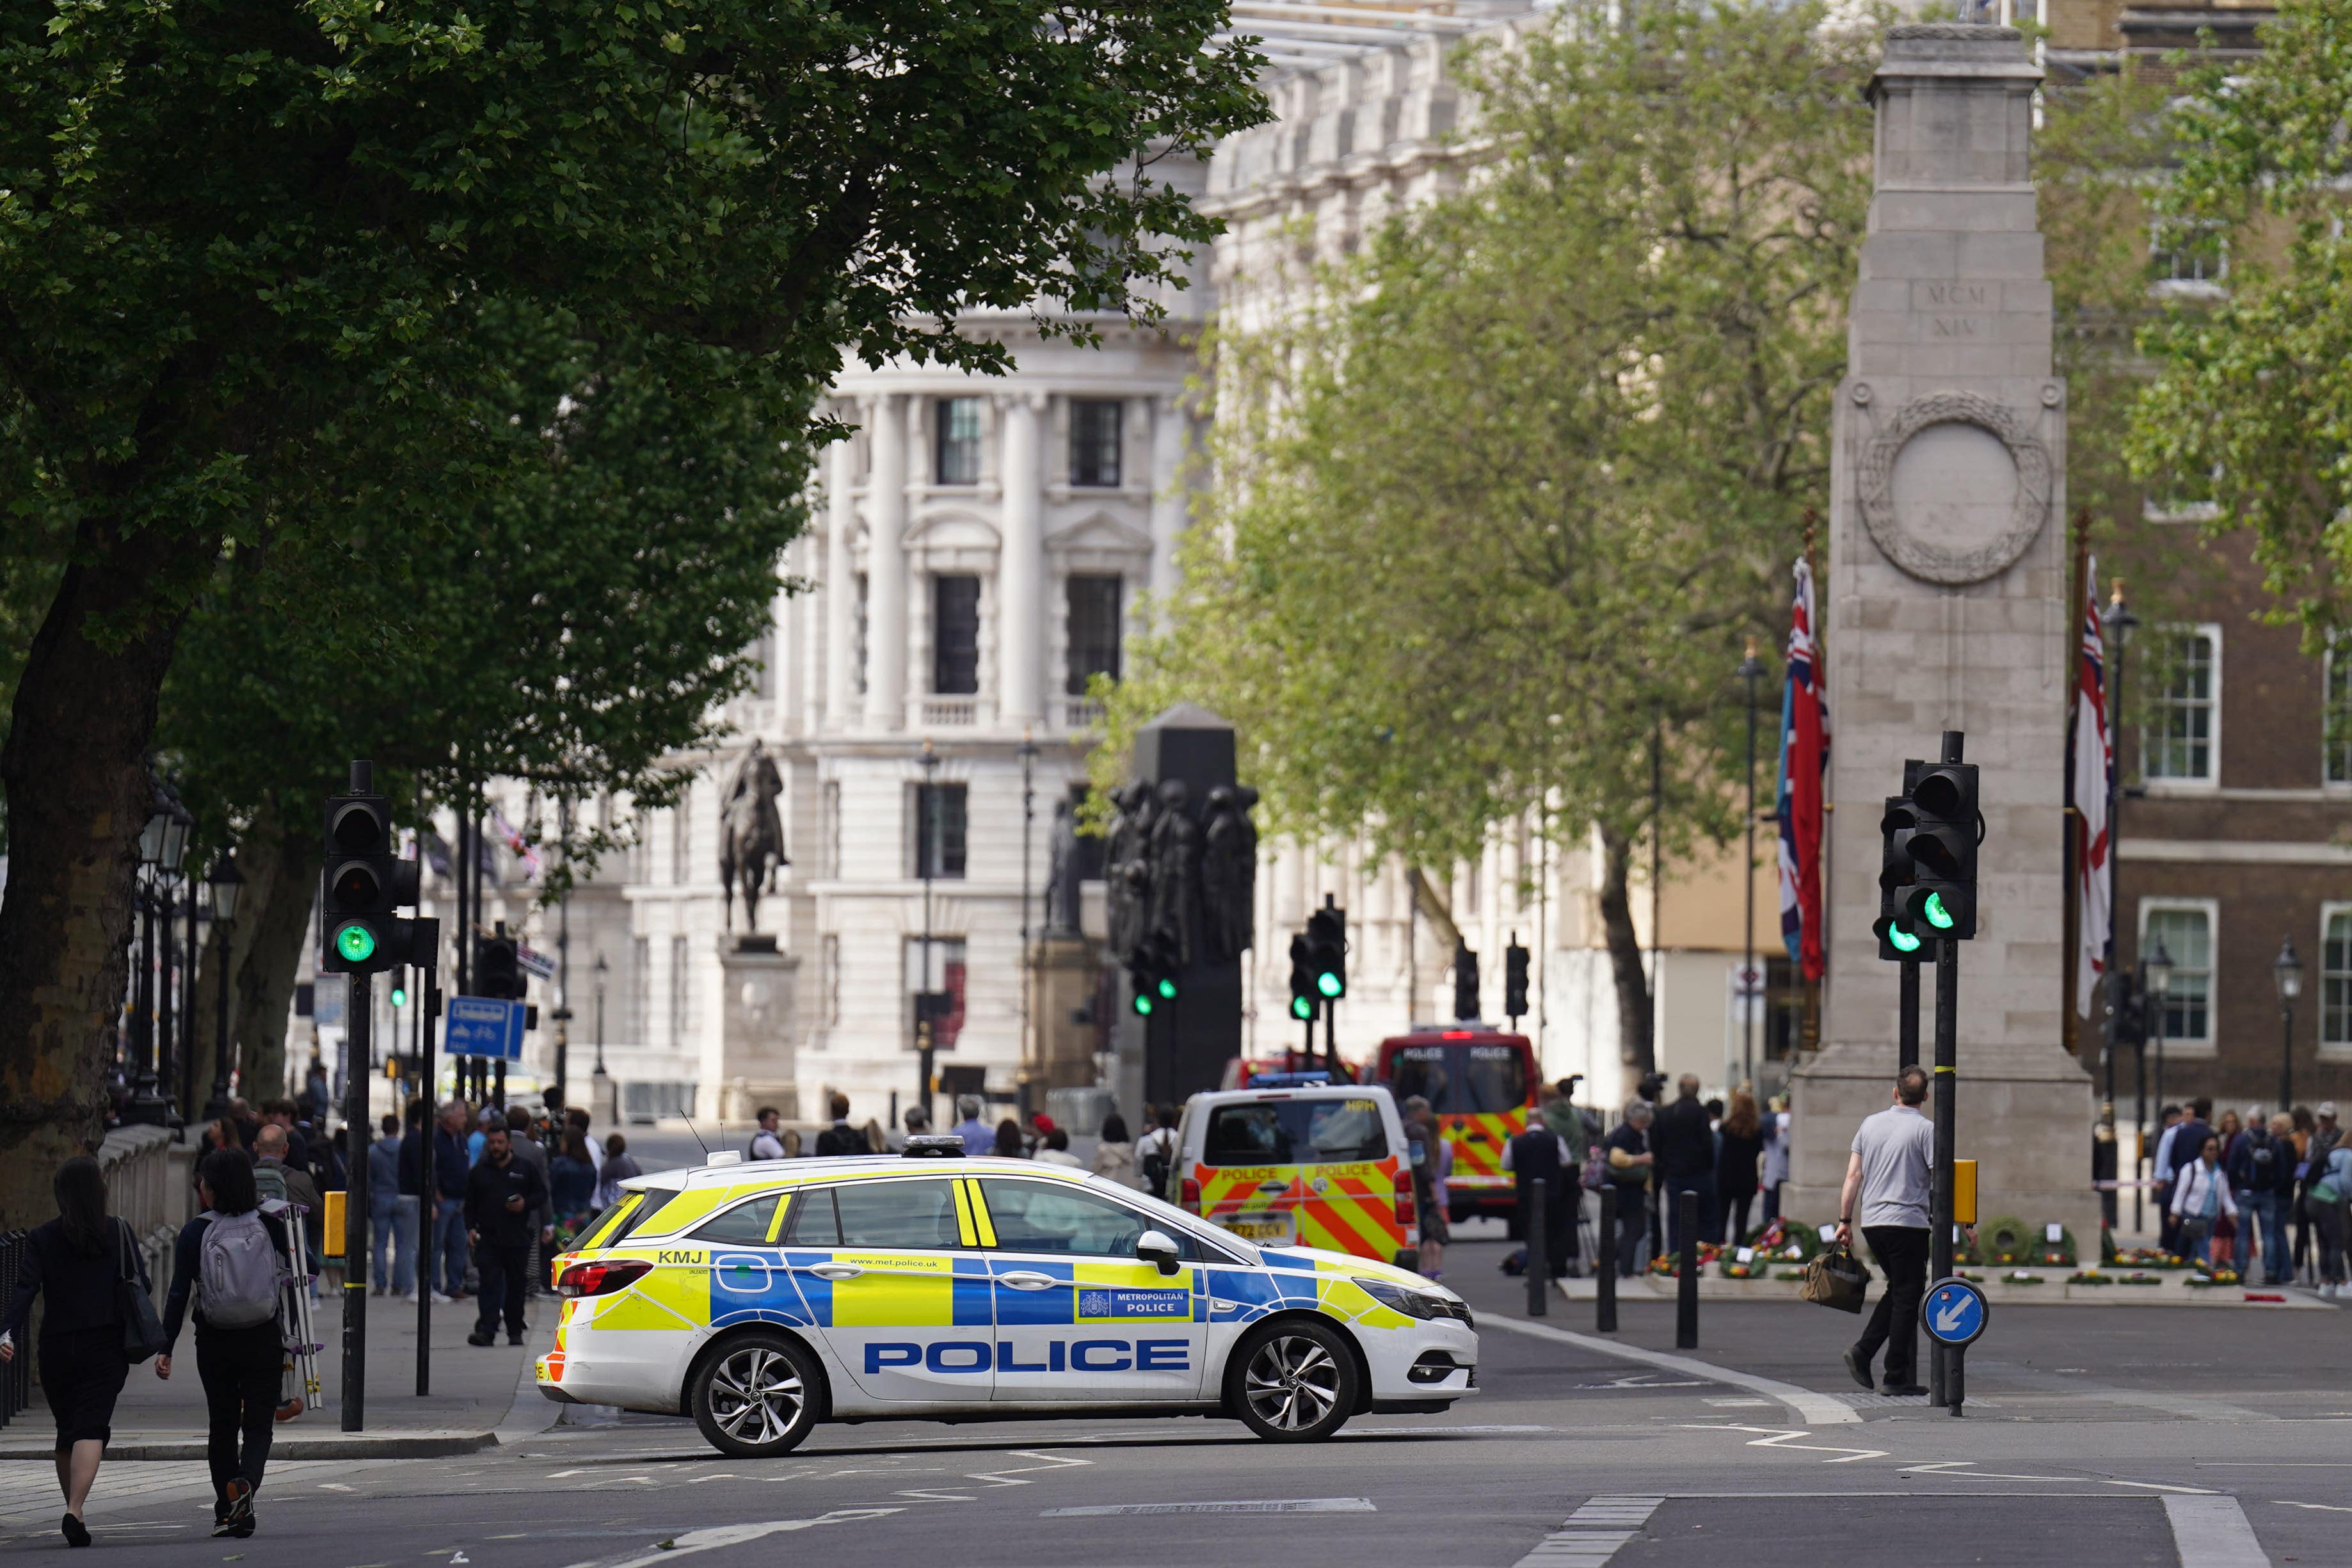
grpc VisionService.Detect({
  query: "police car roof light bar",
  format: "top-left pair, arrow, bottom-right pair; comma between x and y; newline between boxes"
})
904,1134 -> 968,1158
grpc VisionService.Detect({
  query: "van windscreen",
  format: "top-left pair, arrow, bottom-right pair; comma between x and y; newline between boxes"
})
1388,1044 -> 1528,1115
1202,1098 -> 1390,1166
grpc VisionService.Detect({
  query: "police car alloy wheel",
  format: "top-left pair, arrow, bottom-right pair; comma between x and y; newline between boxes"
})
690,1331 -> 822,1457
1228,1318 -> 1358,1442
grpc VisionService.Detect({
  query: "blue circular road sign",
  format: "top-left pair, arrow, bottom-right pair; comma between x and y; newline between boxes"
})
1923,1276 -> 1989,1348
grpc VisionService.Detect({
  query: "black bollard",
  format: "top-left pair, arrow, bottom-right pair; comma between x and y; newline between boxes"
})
1525,1178 -> 1549,1316
1676,1188 -> 1699,1349
1597,1184 -> 1619,1332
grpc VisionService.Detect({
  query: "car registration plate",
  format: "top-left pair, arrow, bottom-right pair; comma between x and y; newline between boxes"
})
1224,1213 -> 1295,1244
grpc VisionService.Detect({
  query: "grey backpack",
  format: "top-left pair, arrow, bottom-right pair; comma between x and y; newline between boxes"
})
198,1211 -> 283,1329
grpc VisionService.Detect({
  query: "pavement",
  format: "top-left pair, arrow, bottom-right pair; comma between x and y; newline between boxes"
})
2,1229 -> 2346,1565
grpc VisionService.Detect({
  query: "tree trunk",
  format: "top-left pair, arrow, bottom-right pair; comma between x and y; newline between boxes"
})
233,816 -> 319,1104
0,518 -> 208,1229
1597,827 -> 1656,1079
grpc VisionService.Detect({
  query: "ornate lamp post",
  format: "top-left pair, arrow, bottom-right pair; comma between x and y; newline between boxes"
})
2274,937 -> 2303,1114
591,952 -> 614,1125
122,783 -> 189,1125
202,854 -> 245,1121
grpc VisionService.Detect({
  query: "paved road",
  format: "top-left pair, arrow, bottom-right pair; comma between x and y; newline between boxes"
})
3,1235 -> 2342,1566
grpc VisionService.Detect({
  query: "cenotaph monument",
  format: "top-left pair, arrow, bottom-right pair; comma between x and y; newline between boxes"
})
1784,25 -> 2097,1244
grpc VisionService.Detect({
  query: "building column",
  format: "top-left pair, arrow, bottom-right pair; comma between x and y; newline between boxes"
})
998,391 -> 1047,728
864,394 -> 908,732
823,415 -> 860,731
1149,394 -> 1186,610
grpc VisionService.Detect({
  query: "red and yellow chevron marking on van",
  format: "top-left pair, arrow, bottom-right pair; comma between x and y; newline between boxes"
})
1444,1109 -> 1526,1193
1190,1156 -> 1412,1262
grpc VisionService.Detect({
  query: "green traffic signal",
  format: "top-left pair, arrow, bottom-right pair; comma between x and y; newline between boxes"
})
1922,891 -> 1956,930
391,984 -> 409,1007
1316,972 -> 1342,999
334,922 -> 377,963
1132,992 -> 1155,1017
1290,995 -> 1314,1021
1156,977 -> 1177,1000
1889,922 -> 1922,954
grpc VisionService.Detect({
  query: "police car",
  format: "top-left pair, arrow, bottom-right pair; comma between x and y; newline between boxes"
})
536,1138 -> 1477,1457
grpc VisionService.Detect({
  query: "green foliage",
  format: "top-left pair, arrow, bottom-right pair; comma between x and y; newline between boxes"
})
1098,1 -> 1876,888
2130,0 -> 2352,648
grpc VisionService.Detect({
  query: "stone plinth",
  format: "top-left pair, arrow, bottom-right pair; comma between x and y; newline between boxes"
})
716,935 -> 799,1124
1028,934 -> 1107,1093
1786,25 -> 2096,1243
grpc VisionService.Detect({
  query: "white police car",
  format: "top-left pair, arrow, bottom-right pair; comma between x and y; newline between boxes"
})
536,1142 -> 1478,1455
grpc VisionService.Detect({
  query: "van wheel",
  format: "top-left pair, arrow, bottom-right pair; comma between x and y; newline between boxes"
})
1228,1318 -> 1357,1442
691,1332 -> 822,1457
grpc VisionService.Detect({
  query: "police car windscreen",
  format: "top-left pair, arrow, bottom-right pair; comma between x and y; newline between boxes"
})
1389,1044 -> 1526,1115
1203,1098 -> 1389,1166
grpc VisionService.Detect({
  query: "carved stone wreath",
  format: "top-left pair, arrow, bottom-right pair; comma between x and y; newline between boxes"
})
1856,391 -> 2052,586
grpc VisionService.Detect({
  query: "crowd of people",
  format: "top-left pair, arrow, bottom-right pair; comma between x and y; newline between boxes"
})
2125,1096 -> 2349,1292
745,1092 -> 1183,1195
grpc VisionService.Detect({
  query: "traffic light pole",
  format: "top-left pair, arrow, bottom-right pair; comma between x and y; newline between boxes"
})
343,967 -> 371,1433
414,943 -> 440,1398
1928,731 -> 1964,1416
1898,958 -> 1921,1071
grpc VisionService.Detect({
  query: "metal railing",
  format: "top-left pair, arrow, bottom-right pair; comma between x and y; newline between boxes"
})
0,1229 -> 29,1427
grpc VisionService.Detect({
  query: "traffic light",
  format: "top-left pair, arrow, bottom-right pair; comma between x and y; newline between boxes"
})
1304,905 -> 1347,1002
1129,931 -> 1179,1018
1503,938 -> 1530,1021
1452,940 -> 1479,1021
1901,758 -> 1980,940
1875,792 -> 1926,961
1288,934 -> 1317,1022
320,762 -> 419,974
389,966 -> 410,1008
475,929 -> 522,1000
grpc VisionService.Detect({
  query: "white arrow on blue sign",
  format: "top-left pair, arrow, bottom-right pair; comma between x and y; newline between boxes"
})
445,995 -> 526,1061
1923,1276 -> 1988,1347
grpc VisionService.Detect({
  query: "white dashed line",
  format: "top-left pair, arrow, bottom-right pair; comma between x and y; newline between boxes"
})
1509,1495 -> 1664,1568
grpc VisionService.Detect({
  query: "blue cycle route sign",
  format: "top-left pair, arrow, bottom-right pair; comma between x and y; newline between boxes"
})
445,995 -> 525,1061
1923,1276 -> 1989,1348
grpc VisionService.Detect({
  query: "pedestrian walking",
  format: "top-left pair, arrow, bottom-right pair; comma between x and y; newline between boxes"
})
396,1100 -> 429,1300
2170,1135 -> 2236,1265
549,1128 -> 598,1247
814,1092 -> 863,1157
952,1096 -> 995,1157
2092,1110 -> 2119,1233
992,1119 -> 1027,1159
2226,1107 -> 2281,1282
1035,1127 -> 1084,1168
565,1108 -> 604,1177
2305,1103 -> 2348,1296
1651,1075 -> 1717,1261
504,1105 -> 556,1292
1502,1108 -> 1571,1282
253,1124 -> 323,1282
748,1107 -> 788,1162
891,1104 -> 929,1153
2151,1103 -> 2185,1253
1716,1091 -> 1765,1246
157,1148 -> 294,1539
1091,1113 -> 1139,1188
464,1125 -> 548,1347
257,1098 -> 312,1178
2290,1104 -> 2319,1282
1837,1065 -> 1935,1398
1137,1106 -> 1181,1199
428,1100 -> 472,1302
1601,1100 -> 1655,1277
594,1134 -> 643,1210
367,1113 -> 415,1298
0,1156 -> 148,1548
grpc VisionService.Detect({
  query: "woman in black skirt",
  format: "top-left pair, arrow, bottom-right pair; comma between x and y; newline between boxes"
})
0,1155 -> 147,1548
157,1148 -> 291,1539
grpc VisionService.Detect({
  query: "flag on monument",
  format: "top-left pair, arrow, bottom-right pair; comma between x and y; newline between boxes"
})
1777,557 -> 1828,982
2070,559 -> 2111,1018
490,807 -> 545,880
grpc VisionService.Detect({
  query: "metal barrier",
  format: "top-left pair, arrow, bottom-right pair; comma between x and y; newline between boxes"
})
0,1229 -> 29,1427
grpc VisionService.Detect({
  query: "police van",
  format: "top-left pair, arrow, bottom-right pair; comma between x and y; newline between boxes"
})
538,1140 -> 1476,1457
1171,1079 -> 1418,1266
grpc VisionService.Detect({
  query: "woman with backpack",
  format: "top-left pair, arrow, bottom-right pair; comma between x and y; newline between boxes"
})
157,1148 -> 292,1539
0,1155 -> 150,1548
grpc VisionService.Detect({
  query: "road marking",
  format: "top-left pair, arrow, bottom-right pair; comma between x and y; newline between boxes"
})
2161,1496 -> 2269,1567
1480,1315 -> 1858,1425
1704,1398 -> 1773,1407
2275,1500 -> 2352,1513
1041,1498 -> 1375,1517
1681,1425 -> 1887,1464
562,1508 -> 902,1568
1580,1374 -> 1708,1389
1898,1462 -> 2216,1495
968,1451 -> 1094,1488
1508,1495 -> 1663,1568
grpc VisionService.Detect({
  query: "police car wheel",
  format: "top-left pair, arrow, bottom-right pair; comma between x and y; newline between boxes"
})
691,1331 -> 822,1457
1228,1320 -> 1357,1442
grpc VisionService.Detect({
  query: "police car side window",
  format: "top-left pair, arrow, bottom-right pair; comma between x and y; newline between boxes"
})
783,1188 -> 842,1246
832,1180 -> 965,1249
979,1180 -> 1198,1259
689,1194 -> 780,1245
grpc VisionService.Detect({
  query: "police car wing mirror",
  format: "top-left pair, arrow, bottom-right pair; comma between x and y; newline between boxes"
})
1135,1229 -> 1181,1276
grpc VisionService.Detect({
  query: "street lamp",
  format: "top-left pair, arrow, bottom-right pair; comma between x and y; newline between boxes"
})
202,854 -> 244,1121
916,739 -> 941,1124
2099,579 -> 2137,1109
2143,936 -> 2171,1160
591,952 -> 614,1126
1018,726 -> 1039,1119
2274,936 -> 2303,1113
1735,638 -> 1767,1092
122,781 -> 189,1125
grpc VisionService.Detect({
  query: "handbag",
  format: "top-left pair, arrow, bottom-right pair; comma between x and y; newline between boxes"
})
116,1219 -> 169,1364
1799,1240 -> 1872,1314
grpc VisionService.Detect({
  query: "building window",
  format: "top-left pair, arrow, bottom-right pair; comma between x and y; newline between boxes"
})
932,574 -> 981,695
2148,219 -> 2227,292
2143,628 -> 2218,783
1070,399 -> 1123,487
935,397 -> 982,485
2326,642 -> 2352,786
630,935 -> 651,1044
2141,903 -> 2214,1044
821,933 -> 841,1027
913,783 -> 968,880
669,934 -> 692,1048
671,798 -> 692,885
2324,907 -> 2352,1049
1066,574 -> 1123,694
853,572 -> 869,697
904,936 -> 969,1050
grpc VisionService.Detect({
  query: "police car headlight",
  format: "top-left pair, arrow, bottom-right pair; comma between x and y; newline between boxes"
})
1356,1277 -> 1470,1326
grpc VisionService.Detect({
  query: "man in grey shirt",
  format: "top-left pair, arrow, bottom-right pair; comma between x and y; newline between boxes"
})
1836,1065 -> 1935,1396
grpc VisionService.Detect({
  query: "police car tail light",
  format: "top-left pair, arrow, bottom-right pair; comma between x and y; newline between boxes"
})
558,1259 -> 653,1298
1393,1170 -> 1416,1229
1180,1176 -> 1201,1214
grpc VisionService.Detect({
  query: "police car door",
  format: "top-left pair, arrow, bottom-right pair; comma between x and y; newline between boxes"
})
790,1177 -> 994,1405
972,1176 -> 1206,1403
